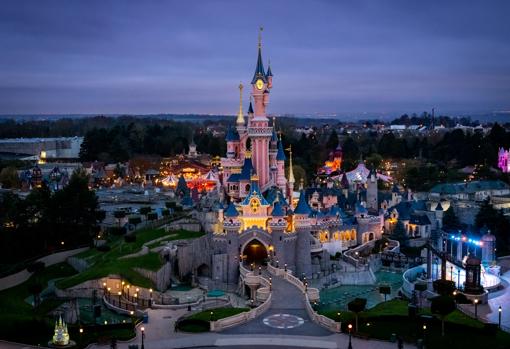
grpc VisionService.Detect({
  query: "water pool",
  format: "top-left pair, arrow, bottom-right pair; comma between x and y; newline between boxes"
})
318,270 -> 403,312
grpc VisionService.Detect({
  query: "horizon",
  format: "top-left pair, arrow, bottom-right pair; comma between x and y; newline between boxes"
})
1,1 -> 510,116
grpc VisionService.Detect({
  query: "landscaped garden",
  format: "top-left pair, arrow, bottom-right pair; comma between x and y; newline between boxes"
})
320,299 -> 510,349
56,228 -> 205,289
176,307 -> 250,333
0,262 -> 137,347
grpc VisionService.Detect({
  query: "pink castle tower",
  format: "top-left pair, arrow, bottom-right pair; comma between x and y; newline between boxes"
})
248,29 -> 273,191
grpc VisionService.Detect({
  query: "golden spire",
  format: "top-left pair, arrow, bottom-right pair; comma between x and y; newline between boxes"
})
286,145 -> 295,184
236,83 -> 245,125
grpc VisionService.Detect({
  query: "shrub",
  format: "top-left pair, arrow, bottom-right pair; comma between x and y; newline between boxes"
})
107,227 -> 126,236
27,261 -> 45,273
175,318 -> 209,333
124,235 -> 136,243
165,201 -> 177,209
147,212 -> 158,221
96,245 -> 111,252
433,279 -> 456,296
161,209 -> 170,217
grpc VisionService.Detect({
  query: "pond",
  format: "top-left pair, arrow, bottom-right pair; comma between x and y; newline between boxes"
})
317,270 -> 403,312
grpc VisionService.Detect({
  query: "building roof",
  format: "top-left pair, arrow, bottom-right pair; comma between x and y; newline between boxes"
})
410,214 -> 431,225
241,178 -> 269,206
276,141 -> 286,161
252,46 -> 267,84
266,64 -> 273,77
435,201 -> 444,211
225,126 -> 240,142
430,180 -> 510,195
248,101 -> 254,114
224,202 -> 239,217
271,201 -> 285,216
239,157 -> 255,181
294,191 -> 312,215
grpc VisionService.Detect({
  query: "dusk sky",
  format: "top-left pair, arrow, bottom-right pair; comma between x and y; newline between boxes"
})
1,1 -> 509,116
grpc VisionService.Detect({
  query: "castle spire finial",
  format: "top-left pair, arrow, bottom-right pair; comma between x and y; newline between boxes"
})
258,26 -> 263,48
286,145 -> 295,184
236,83 -> 245,125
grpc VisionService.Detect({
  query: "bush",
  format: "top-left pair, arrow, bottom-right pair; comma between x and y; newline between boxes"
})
433,279 -> 456,296
27,261 -> 45,273
147,212 -> 158,221
175,318 -> 209,333
165,201 -> 177,209
124,235 -> 136,243
161,209 -> 170,217
96,245 -> 111,252
107,227 -> 127,236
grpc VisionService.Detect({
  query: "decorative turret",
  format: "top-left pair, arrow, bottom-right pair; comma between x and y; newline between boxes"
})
366,167 -> 378,211
266,60 -> 273,88
252,28 -> 267,85
287,145 -> 295,194
51,316 -> 70,347
236,83 -> 245,125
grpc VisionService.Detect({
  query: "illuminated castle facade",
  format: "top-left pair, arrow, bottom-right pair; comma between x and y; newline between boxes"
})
202,33 -> 384,287
498,147 -> 510,173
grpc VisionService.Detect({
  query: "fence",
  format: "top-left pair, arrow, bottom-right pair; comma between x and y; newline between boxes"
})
210,264 -> 273,332
267,264 -> 338,332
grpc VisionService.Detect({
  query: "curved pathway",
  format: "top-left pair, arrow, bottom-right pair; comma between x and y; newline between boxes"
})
221,274 -> 331,336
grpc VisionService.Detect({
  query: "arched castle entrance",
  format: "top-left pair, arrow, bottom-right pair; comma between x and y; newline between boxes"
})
242,239 -> 268,265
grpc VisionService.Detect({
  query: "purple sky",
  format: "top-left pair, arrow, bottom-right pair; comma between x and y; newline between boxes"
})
1,0 -> 509,116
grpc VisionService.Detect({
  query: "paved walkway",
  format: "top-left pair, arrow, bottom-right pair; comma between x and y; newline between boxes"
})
221,274 -> 331,336
459,268 -> 510,331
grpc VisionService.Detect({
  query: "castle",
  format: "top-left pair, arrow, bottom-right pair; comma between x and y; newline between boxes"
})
498,147 -> 510,173
201,33 -> 385,286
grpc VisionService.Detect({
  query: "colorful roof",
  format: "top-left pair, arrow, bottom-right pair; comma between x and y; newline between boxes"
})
224,202 -> 239,217
271,201 -> 285,216
276,140 -> 286,161
252,46 -> 267,84
239,157 -> 255,181
225,126 -> 240,142
294,191 -> 311,215
241,178 -> 270,206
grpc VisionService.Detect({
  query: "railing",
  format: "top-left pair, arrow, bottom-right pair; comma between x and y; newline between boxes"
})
304,293 -> 341,333
211,267 -> 273,332
267,264 -> 337,332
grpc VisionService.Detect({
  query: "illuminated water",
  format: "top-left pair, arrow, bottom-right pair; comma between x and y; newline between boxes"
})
318,270 -> 403,311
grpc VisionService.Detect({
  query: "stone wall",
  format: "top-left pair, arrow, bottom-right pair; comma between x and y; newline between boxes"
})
133,261 -> 172,292
175,235 -> 211,279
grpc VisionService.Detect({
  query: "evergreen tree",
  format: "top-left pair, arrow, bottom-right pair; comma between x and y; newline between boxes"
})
442,206 -> 460,231
326,129 -> 339,150
390,221 -> 409,247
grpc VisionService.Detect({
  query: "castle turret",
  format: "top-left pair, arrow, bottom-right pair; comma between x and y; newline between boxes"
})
276,138 -> 287,194
287,144 -> 295,200
293,191 -> 312,278
223,202 -> 241,284
366,168 -> 378,212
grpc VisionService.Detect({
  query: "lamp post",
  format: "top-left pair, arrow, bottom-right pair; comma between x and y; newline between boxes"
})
276,259 -> 279,268
149,288 -> 153,307
450,265 -> 453,281
474,299 -> 479,319
423,324 -> 427,346
348,323 -> 353,349
457,269 -> 461,289
117,291 -> 122,307
140,326 -> 145,349
284,263 -> 287,272
210,311 -> 214,322
498,306 -> 502,329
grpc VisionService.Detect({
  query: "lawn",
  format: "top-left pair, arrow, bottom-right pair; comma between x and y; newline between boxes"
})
189,307 -> 250,322
320,299 -> 510,349
176,307 -> 250,333
56,228 -> 205,289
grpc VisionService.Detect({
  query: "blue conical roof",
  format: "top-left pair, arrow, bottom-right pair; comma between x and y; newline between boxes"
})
276,140 -> 286,161
272,201 -> 285,216
252,46 -> 267,84
239,157 -> 255,180
224,202 -> 239,217
271,129 -> 278,142
248,101 -> 254,114
266,64 -> 273,77
294,191 -> 311,215
435,201 -> 444,211
225,126 -> 240,142
241,178 -> 270,206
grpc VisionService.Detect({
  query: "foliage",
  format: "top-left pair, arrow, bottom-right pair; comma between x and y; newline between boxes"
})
0,166 -> 20,188
390,221 -> 409,247
0,170 -> 104,265
431,295 -> 457,336
475,199 -> 510,255
442,206 -> 461,231
433,279 -> 456,296
189,307 -> 249,322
